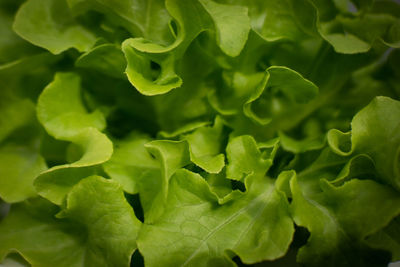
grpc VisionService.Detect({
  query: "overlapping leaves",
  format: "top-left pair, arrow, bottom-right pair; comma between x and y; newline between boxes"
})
1,0 -> 400,266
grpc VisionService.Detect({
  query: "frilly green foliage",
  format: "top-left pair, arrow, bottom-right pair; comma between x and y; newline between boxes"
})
0,0 -> 399,266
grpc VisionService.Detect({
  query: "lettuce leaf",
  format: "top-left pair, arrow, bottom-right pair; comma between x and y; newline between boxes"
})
138,169 -> 294,267
34,72 -> 113,205
13,0 -> 97,54
0,176 -> 141,267
1,0 -> 400,266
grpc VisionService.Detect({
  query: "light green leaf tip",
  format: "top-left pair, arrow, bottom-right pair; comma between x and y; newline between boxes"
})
13,0 -> 97,54
184,117 -> 226,174
122,39 -> 183,96
141,140 -> 190,222
198,0 -> 250,57
35,72 -> 112,204
328,96 -> 400,190
122,0 -> 250,96
226,135 -> 277,182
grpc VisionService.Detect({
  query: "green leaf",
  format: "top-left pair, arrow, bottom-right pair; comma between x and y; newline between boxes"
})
122,39 -> 183,95
0,99 -> 35,143
236,0 -> 317,41
321,32 -> 371,54
103,132 -> 159,194
0,199 -> 86,267
314,3 -> 400,53
290,148 -> 351,197
35,73 -> 112,204
37,73 -> 106,139
226,135 -> 278,182
57,176 -> 141,266
67,0 -> 174,43
105,133 -> 191,223
137,169 -> 294,266
76,44 -> 126,79
0,255 -> 29,267
219,0 -> 319,41
290,174 -> 400,267
236,0 -> 399,54
366,216 -> 400,261
141,140 -> 190,222
244,66 -> 319,125
2,0 -> 400,265
184,117 -> 226,174
13,0 -> 97,54
34,128 -> 113,204
0,144 -> 46,203
339,14 -> 397,48
327,129 -> 352,156
0,7 -> 40,64
279,130 -> 326,153
328,96 -> 400,190
147,40 -> 216,132
208,71 -> 268,116
122,0 -> 250,95
383,19 -> 400,48
331,154 -> 377,185
198,0 -> 250,57
203,170 -> 235,201
158,121 -> 211,138
0,79 -> 48,203
0,176 -> 141,267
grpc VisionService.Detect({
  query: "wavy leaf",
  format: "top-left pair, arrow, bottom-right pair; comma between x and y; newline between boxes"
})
0,176 -> 141,267
34,73 -> 112,204
122,0 -> 250,95
328,96 -> 400,190
13,0 -> 97,54
138,169 -> 294,266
